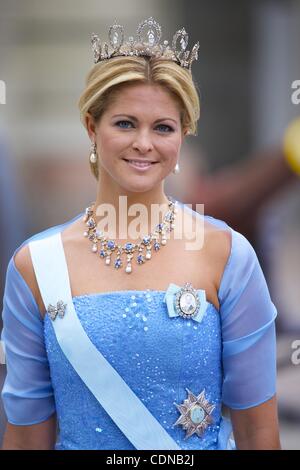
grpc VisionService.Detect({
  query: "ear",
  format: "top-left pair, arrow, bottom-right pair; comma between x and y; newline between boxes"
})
85,112 -> 97,141
182,128 -> 189,139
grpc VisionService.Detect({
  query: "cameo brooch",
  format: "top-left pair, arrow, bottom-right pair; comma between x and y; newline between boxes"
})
164,282 -> 207,323
174,282 -> 201,319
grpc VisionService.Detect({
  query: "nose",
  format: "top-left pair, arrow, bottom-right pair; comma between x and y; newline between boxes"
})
132,129 -> 154,154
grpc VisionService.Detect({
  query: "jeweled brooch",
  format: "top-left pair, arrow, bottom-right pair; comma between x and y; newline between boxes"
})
164,282 -> 207,323
174,282 -> 201,319
173,388 -> 215,439
47,300 -> 67,321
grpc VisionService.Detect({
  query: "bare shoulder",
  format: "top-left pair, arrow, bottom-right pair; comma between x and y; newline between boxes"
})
12,216 -> 83,319
204,219 -> 231,259
184,208 -> 231,260
60,215 -> 84,246
14,244 -> 37,291
14,244 -> 46,317
203,218 -> 232,285
184,208 -> 232,288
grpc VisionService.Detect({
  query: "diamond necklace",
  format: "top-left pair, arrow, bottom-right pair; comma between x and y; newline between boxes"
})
83,196 -> 178,274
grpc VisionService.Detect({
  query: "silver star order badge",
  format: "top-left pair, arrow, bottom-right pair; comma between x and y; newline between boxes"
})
173,388 -> 215,439
47,300 -> 67,321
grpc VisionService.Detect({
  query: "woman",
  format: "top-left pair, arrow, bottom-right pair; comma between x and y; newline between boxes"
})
0,18 -> 281,450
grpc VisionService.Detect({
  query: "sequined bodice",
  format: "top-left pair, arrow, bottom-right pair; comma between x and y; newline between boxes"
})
44,289 -> 223,450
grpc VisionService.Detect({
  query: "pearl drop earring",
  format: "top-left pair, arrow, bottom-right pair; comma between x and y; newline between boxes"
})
90,142 -> 98,164
173,162 -> 180,174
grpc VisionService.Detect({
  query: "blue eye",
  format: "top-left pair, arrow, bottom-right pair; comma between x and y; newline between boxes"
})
115,120 -> 174,133
115,120 -> 133,129
156,124 -> 174,133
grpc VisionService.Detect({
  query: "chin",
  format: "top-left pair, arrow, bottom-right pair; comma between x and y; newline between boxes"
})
118,179 -> 159,194
123,184 -> 156,194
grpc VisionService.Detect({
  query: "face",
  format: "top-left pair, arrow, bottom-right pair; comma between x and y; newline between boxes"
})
86,83 -> 187,193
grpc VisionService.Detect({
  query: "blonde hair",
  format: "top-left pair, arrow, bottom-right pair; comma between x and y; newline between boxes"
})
78,56 -> 200,180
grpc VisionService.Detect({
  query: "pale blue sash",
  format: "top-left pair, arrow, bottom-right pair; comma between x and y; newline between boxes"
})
28,232 -> 180,450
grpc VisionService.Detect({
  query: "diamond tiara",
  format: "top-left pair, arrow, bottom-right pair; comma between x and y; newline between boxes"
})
91,17 -> 199,72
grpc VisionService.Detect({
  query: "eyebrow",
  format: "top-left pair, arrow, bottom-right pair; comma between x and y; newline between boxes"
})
111,114 -> 178,124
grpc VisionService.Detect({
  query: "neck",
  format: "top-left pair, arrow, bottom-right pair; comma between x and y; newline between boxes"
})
94,170 -> 172,209
92,184 -> 173,243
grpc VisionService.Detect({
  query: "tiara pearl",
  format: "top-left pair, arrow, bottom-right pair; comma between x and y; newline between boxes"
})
91,17 -> 199,72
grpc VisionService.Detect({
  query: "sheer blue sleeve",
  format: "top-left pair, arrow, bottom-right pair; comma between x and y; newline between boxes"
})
1,250 -> 56,425
218,228 -> 278,410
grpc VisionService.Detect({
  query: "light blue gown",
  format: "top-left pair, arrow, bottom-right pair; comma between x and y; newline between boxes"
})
0,201 -> 278,450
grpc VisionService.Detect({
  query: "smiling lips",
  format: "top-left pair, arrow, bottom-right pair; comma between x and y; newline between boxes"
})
123,159 -> 158,170
123,159 -> 157,164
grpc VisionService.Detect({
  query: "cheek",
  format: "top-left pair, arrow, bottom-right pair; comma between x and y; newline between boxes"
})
158,137 -> 181,158
98,132 -> 128,157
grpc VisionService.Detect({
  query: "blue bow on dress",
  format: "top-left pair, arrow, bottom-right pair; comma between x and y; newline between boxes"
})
163,283 -> 208,323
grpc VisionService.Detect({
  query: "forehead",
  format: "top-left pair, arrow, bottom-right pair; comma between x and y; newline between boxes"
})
106,83 -> 181,116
